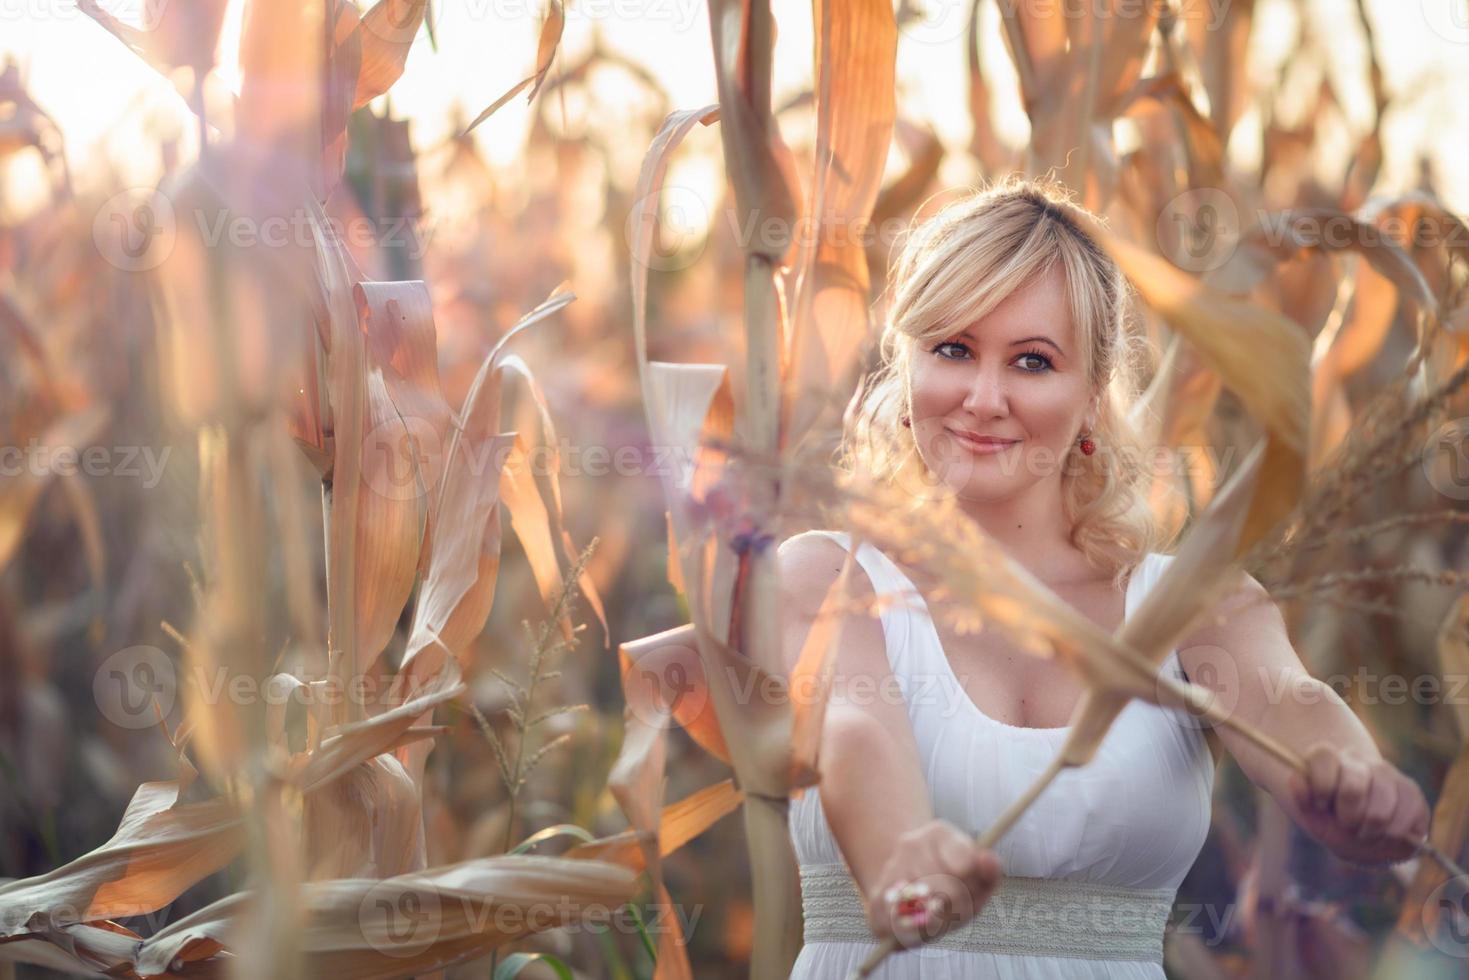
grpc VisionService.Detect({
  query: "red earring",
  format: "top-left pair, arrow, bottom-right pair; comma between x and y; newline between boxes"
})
901,415 -> 911,428
1079,435 -> 1096,456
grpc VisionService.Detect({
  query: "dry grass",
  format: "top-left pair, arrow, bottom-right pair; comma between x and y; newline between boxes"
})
1,1 -> 1468,978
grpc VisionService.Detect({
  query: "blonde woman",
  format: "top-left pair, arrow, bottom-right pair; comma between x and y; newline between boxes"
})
779,177 -> 1430,978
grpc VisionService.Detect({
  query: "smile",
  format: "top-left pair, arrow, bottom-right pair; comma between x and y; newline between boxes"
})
949,430 -> 1021,454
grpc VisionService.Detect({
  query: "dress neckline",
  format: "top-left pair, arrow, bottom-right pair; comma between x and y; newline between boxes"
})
876,547 -> 1150,738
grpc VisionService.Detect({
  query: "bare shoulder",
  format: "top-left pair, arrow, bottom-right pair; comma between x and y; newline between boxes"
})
776,531 -> 877,607
775,530 -> 885,677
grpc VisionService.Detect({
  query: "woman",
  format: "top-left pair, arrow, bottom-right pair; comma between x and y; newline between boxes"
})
778,177 -> 1431,978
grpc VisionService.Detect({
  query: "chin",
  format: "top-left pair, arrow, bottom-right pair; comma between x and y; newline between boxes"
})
937,467 -> 1034,503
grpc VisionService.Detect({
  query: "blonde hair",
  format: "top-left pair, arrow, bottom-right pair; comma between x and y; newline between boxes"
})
838,176 -> 1175,589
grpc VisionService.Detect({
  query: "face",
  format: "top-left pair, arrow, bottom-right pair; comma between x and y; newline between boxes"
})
906,263 -> 1097,502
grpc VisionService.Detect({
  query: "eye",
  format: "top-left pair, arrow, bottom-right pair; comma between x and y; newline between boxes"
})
930,340 -> 970,360
1015,348 -> 1055,373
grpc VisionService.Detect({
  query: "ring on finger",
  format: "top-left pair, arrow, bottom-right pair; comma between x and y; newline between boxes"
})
884,881 -> 941,929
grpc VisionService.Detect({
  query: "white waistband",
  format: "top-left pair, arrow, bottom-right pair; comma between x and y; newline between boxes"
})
799,862 -> 1175,962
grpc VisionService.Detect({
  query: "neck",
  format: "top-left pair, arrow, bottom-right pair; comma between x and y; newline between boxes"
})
952,477 -> 1083,580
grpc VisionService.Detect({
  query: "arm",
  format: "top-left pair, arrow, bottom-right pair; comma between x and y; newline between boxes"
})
1177,570 -> 1430,866
777,533 -> 999,942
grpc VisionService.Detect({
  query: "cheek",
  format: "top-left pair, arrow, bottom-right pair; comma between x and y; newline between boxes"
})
908,361 -> 964,410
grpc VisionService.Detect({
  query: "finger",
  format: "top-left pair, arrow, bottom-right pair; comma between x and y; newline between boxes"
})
1287,771 -> 1313,812
1305,746 -> 1340,808
972,848 -> 1002,887
936,834 -> 977,879
1360,768 -> 1398,838
1385,796 -> 1426,851
1334,755 -> 1372,829
1386,777 -> 1430,844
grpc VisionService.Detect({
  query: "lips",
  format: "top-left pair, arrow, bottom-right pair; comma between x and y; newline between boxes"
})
948,428 -> 1020,450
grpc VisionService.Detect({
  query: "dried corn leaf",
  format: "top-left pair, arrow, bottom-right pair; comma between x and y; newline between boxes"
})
706,1 -> 798,264
566,778 -> 743,872
1086,224 -> 1309,551
462,0 -> 564,134
354,0 -> 430,108
132,854 -> 639,979
494,353 -> 609,645
0,404 -> 109,573
1437,594 -> 1469,745
605,697 -> 691,980
1062,438 -> 1265,763
628,106 -> 720,426
0,782 -> 243,937
782,0 -> 894,452
618,623 -> 727,761
1396,749 -> 1469,946
0,919 -> 145,976
76,0 -> 228,76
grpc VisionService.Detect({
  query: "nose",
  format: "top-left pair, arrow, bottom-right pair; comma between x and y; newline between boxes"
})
961,363 -> 1009,417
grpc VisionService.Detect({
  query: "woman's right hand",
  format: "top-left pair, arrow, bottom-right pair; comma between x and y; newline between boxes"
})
863,819 -> 1003,948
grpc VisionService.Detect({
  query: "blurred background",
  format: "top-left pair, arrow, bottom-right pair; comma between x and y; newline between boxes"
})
3,1 -> 1469,977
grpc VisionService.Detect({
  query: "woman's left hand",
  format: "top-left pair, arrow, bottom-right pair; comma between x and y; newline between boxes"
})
1286,743 -> 1431,866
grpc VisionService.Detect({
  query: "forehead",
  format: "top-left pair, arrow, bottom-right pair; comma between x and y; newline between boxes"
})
958,264 -> 1075,347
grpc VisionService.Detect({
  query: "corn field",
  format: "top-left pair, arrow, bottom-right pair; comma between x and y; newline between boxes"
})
1,0 -> 1468,977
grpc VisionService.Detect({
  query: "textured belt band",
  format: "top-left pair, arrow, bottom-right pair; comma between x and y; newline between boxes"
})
799,862 -> 1174,962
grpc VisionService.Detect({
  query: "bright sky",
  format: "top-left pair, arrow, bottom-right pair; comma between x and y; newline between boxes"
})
2,0 -> 1468,211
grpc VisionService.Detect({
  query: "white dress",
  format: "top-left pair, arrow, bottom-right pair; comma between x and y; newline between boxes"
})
788,531 -> 1215,979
